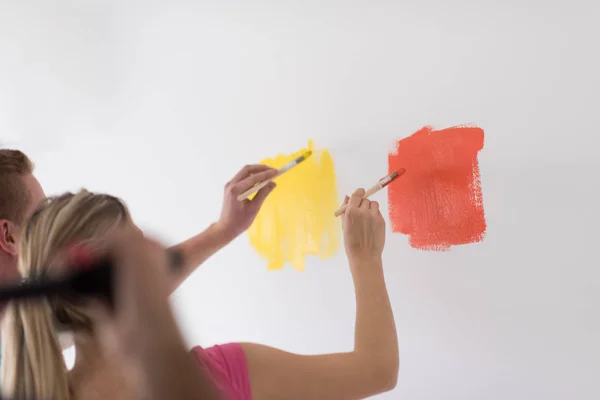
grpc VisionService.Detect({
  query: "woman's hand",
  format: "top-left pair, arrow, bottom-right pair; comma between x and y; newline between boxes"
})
216,164 -> 278,240
340,188 -> 386,269
239,189 -> 397,400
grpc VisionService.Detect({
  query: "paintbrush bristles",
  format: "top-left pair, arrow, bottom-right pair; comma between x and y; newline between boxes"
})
380,168 -> 405,187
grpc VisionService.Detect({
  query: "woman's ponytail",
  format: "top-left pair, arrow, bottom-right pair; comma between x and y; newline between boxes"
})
1,298 -> 70,400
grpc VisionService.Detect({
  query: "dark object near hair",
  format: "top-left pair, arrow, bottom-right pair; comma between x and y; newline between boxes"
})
0,249 -> 184,309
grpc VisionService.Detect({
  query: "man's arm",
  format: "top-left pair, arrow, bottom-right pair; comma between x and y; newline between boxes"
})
167,222 -> 234,293
167,164 -> 277,294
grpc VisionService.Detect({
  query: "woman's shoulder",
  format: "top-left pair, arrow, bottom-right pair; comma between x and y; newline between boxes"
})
191,343 -> 252,400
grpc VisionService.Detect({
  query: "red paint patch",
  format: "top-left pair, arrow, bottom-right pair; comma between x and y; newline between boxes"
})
388,126 -> 486,250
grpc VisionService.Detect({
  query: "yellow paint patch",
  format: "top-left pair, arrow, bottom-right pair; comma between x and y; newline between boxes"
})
247,140 -> 340,271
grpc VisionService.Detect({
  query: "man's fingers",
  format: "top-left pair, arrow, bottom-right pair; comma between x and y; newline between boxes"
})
101,227 -> 149,289
85,299 -> 124,357
234,169 -> 278,194
249,182 -> 276,208
229,164 -> 276,184
85,299 -> 112,324
348,188 -> 365,208
103,228 -> 139,262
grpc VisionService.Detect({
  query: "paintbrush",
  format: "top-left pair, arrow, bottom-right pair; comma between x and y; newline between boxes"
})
334,168 -> 406,217
237,150 -> 313,201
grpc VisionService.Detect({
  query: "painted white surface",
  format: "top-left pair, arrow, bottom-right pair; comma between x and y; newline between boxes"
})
2,1 -> 599,399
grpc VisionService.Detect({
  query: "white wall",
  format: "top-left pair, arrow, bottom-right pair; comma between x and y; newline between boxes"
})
2,1 -> 599,399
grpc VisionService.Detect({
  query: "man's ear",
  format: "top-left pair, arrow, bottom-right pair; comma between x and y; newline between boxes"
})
0,220 -> 18,255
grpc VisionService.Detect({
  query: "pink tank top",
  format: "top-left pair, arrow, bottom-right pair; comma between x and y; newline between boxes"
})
191,343 -> 252,400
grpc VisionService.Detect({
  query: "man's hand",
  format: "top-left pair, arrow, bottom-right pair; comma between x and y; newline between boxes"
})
216,164 -> 278,240
167,164 -> 277,293
77,227 -> 222,400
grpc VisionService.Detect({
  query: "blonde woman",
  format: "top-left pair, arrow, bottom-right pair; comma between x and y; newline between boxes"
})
57,221 -> 222,400
2,188 -> 398,399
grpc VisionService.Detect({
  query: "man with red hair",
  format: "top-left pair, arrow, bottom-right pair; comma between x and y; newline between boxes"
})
0,149 -> 277,311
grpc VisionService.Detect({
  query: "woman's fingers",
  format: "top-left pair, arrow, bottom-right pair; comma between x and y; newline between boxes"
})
348,188 -> 365,209
370,201 -> 379,212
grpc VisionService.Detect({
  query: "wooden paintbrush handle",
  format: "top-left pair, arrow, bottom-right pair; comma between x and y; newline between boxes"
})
237,175 -> 277,201
333,183 -> 383,217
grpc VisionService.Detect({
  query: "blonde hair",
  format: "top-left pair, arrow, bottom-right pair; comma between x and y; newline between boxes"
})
1,190 -> 130,400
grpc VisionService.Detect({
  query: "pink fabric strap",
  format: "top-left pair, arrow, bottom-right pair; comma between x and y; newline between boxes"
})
191,343 -> 252,400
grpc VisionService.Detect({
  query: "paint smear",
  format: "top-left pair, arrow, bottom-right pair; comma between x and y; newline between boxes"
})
247,140 -> 340,270
388,125 -> 486,251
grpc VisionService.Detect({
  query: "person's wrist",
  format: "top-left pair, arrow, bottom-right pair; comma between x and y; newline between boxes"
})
348,254 -> 387,290
348,253 -> 383,270
211,220 -> 239,243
